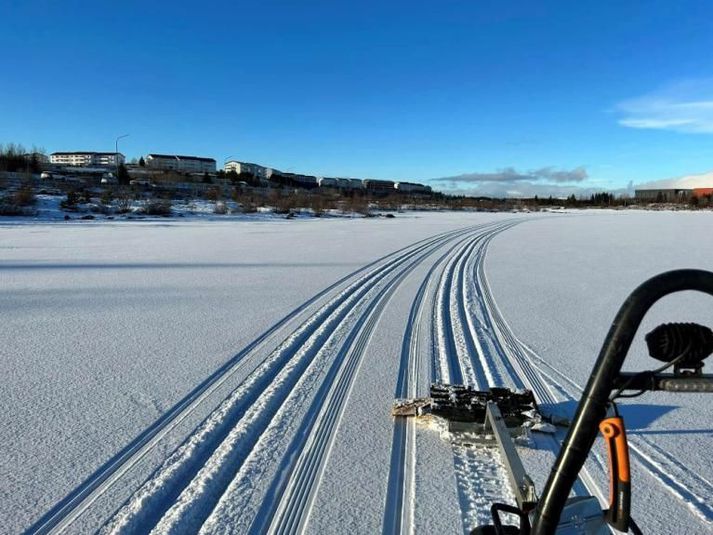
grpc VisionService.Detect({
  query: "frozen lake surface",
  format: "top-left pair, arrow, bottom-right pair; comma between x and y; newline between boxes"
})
1,211 -> 711,534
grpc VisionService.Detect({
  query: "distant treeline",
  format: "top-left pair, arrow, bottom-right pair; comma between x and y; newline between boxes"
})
0,143 -> 45,173
440,191 -> 625,210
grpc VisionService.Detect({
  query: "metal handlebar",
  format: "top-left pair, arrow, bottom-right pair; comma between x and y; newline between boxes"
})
530,269 -> 713,535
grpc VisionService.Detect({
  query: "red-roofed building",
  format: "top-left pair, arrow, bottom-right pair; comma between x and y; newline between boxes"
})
692,188 -> 713,197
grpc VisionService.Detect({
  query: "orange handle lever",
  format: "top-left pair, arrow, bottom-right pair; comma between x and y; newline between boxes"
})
600,416 -> 631,531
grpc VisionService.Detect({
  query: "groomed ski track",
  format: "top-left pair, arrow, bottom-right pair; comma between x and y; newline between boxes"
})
27,217 -> 710,535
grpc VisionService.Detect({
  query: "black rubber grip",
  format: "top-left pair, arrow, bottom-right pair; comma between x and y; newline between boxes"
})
659,378 -> 713,392
612,373 -> 713,392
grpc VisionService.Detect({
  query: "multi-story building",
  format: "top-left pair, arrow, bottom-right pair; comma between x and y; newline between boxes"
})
146,154 -> 216,173
50,151 -> 125,167
363,179 -> 396,192
394,181 -> 432,194
224,160 -> 269,179
268,170 -> 318,189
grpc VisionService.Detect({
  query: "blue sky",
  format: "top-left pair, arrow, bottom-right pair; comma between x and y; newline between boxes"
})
3,1 -> 713,196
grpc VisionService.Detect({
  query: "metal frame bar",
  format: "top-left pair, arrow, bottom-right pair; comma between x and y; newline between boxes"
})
484,401 -> 537,509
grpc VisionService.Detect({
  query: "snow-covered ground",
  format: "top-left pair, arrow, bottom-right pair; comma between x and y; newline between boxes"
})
1,211 -> 711,534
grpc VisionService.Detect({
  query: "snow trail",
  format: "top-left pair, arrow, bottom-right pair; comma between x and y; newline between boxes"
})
382,229 -> 488,535
18,213 -> 713,535
29,222 -> 483,535
428,220 -> 533,532
98,222 -> 493,534
249,224 -> 511,534
101,248 -> 425,532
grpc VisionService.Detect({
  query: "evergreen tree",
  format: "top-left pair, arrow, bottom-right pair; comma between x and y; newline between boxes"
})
117,163 -> 130,185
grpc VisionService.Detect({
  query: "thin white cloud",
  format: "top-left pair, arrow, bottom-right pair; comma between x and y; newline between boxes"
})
617,79 -> 713,133
635,169 -> 713,190
431,166 -> 632,198
433,165 -> 588,184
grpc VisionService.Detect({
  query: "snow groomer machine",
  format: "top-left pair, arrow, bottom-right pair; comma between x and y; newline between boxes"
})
395,269 -> 713,534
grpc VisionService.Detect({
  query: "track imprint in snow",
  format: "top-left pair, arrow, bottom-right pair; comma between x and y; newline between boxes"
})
428,219 -> 609,531
382,221 -> 517,535
86,222 -> 505,534
29,223 -> 486,534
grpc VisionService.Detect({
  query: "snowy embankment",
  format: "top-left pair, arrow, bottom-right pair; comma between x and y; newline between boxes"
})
2,210 -> 712,534
5,194 -> 410,222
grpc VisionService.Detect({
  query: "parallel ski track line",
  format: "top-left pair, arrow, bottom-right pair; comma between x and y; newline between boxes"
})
102,223 -> 498,535
471,231 -> 603,500
431,221 -> 521,386
254,225 -> 511,535
435,237 -> 470,385
457,222 -> 523,389
29,227 -> 476,535
428,221 -> 527,533
27,225 -> 481,535
463,225 -> 523,391
258,230 -> 469,535
432,223 -> 515,386
35,224 -> 484,535
380,228 -> 485,535
448,234 -> 487,387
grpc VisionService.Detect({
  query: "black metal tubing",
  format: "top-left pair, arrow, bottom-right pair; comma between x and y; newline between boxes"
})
530,269 -> 713,535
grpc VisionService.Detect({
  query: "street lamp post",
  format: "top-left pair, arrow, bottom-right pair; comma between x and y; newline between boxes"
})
115,134 -> 129,180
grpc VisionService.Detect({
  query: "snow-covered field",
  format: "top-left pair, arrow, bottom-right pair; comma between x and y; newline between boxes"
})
1,211 -> 711,534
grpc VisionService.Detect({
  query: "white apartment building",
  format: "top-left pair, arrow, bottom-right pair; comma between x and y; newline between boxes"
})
50,152 -> 125,167
146,154 -> 216,173
224,160 -> 269,179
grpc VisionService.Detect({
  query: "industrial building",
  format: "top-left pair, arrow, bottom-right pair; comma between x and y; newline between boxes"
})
145,154 -> 216,173
692,188 -> 713,198
50,151 -> 125,167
